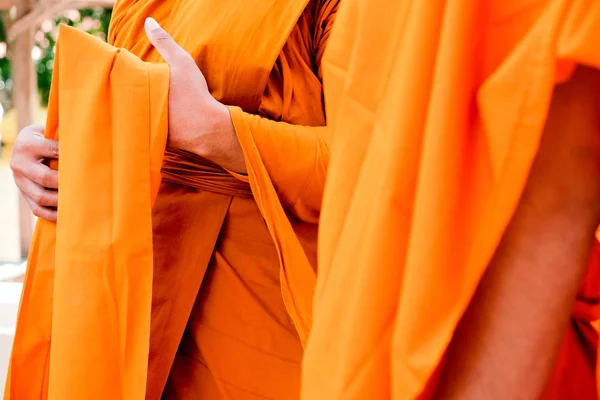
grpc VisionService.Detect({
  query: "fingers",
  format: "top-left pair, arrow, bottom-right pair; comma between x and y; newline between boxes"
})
144,17 -> 190,65
21,137 -> 58,159
26,198 -> 57,222
23,124 -> 45,135
28,162 -> 58,190
37,138 -> 59,159
11,154 -> 58,190
15,175 -> 58,208
11,124 -> 60,222
14,174 -> 58,222
15,126 -> 58,159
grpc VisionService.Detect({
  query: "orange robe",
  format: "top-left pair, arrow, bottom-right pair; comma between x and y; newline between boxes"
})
6,26 -> 170,400
7,0 -> 336,398
303,0 -> 600,399
145,0 -> 337,397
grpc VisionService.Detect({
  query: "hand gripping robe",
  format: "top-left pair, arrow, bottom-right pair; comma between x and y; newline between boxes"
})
6,0 -> 337,398
302,0 -> 600,399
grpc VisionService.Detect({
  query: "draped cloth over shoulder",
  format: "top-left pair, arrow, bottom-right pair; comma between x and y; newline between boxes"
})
303,1 -> 600,399
5,25 -> 170,400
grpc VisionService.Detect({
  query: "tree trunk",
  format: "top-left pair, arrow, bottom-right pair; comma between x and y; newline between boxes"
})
12,0 -> 37,258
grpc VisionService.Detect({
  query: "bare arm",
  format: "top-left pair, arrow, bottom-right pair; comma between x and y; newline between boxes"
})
434,66 -> 600,399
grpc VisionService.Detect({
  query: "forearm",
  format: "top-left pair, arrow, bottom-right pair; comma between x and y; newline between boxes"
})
435,191 -> 598,399
434,66 -> 600,399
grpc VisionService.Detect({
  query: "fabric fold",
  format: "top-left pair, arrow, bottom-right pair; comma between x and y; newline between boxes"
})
227,109 -> 329,223
9,0 -> 333,397
6,25 -> 170,400
303,0 -> 600,398
108,0 -> 328,396
161,149 -> 254,198
228,106 -> 320,345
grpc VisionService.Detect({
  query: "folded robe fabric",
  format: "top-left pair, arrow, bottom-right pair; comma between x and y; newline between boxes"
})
7,0 -> 334,398
132,0 -> 335,396
303,0 -> 600,399
5,26 -> 170,400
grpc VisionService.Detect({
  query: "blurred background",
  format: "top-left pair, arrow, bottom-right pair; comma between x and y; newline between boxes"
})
0,1 -> 113,389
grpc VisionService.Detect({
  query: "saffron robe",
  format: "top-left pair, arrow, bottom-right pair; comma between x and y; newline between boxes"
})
6,0 -> 337,398
303,1 -> 600,399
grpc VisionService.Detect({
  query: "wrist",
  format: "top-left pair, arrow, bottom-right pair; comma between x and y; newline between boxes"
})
192,100 -> 245,172
190,99 -> 229,154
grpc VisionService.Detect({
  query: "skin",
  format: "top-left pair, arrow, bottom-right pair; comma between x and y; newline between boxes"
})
10,125 -> 59,221
434,66 -> 600,399
10,17 -> 246,223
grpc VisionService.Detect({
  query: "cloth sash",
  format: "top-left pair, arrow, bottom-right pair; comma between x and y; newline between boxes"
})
161,149 -> 253,198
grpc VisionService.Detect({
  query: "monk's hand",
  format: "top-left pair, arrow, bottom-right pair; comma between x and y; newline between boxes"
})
144,17 -> 247,173
10,124 -> 59,222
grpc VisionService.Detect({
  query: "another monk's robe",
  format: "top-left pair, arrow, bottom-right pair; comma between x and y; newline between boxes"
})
303,1 -> 600,399
7,0 -> 336,399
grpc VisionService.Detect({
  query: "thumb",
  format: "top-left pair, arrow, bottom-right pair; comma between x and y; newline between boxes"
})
145,17 -> 186,65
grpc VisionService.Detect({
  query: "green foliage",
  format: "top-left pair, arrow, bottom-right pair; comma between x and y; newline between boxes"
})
0,15 -> 11,105
1,7 -> 112,109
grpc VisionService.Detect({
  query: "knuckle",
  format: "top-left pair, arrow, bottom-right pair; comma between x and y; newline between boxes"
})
32,191 -> 45,205
15,135 -> 40,155
41,194 -> 51,207
10,164 -> 26,180
17,125 -> 37,140
38,171 -> 51,187
33,169 -> 46,187
12,174 -> 24,190
50,142 -> 59,156
13,136 -> 28,152
31,205 -> 42,218
16,127 -> 29,139
9,157 -> 20,173
13,179 -> 25,195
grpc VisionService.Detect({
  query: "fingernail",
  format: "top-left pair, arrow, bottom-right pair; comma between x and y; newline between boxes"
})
145,17 -> 160,31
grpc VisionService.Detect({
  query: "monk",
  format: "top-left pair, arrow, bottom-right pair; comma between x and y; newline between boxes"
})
303,0 -> 600,399
8,0 -> 337,398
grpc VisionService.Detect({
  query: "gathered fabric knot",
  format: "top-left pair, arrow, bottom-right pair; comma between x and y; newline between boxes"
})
161,148 -> 253,198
